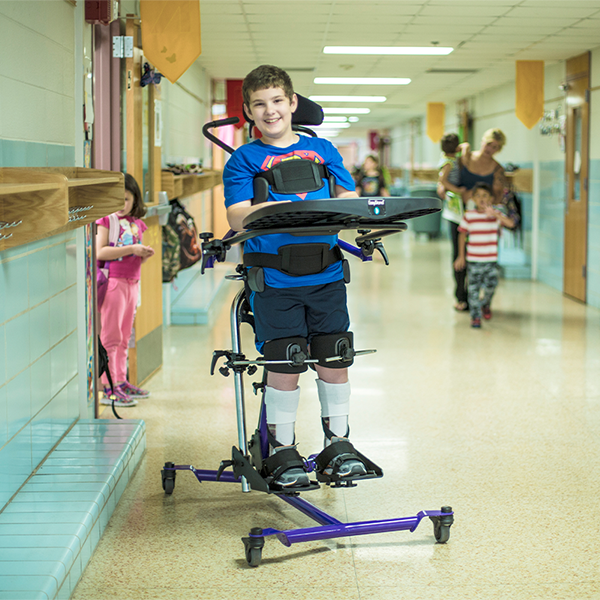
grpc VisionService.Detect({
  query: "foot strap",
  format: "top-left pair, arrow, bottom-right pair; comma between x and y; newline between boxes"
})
315,439 -> 360,475
260,446 -> 306,481
314,439 -> 384,484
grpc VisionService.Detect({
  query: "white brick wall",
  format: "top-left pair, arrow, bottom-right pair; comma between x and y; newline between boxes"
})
0,1 -> 74,144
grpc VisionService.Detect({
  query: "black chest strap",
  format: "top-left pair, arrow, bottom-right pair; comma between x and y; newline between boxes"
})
253,161 -> 332,204
243,243 -> 343,277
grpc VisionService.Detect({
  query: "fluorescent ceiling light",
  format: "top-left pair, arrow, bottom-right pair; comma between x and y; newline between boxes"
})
323,46 -> 453,56
323,107 -> 371,114
348,116 -> 359,123
315,77 -> 410,85
310,96 -> 386,103
324,116 -> 348,123
312,122 -> 351,129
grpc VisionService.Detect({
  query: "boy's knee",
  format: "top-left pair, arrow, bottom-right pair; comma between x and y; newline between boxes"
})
263,337 -> 309,374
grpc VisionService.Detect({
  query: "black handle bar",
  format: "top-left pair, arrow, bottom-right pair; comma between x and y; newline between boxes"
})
202,117 -> 240,155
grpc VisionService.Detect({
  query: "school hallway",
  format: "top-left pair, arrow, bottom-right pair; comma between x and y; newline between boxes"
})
72,232 -> 600,600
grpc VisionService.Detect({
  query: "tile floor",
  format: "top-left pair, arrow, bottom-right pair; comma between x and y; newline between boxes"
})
72,233 -> 600,600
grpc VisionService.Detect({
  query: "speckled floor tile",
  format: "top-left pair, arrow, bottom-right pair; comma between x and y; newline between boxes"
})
73,237 -> 600,600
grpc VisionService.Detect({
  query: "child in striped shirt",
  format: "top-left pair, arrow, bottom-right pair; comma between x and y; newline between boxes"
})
454,182 -> 515,328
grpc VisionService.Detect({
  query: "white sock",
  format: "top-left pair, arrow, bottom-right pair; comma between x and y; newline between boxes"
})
264,385 -> 301,447
316,379 -> 350,440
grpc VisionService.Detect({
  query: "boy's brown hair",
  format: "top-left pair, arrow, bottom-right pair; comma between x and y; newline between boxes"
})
242,64 -> 294,107
472,182 -> 493,196
441,133 -> 460,155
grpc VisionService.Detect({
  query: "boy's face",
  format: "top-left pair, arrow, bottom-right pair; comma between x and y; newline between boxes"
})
473,188 -> 492,211
244,87 -> 298,143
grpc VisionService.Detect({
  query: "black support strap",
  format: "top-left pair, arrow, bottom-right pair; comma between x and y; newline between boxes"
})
261,447 -> 306,481
244,243 -> 343,277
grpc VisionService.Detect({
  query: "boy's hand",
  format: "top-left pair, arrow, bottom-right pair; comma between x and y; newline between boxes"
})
454,256 -> 466,271
484,205 -> 498,219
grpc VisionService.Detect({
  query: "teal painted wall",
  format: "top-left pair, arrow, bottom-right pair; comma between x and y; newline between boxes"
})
0,231 -> 80,508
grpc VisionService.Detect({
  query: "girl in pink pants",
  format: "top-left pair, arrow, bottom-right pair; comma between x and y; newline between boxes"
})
96,174 -> 155,406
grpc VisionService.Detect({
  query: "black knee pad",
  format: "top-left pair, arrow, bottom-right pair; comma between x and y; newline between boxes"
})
262,337 -> 309,373
310,331 -> 354,369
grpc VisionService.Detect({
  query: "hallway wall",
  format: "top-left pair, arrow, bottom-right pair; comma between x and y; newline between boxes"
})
0,1 -> 80,510
160,63 -> 212,168
389,51 -> 600,309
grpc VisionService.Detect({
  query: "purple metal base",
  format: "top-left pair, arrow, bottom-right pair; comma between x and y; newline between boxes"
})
163,465 -> 453,549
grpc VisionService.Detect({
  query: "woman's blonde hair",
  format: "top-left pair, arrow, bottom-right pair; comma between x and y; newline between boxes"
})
482,128 -> 506,150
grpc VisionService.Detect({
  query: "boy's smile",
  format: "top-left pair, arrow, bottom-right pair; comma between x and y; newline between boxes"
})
245,87 -> 298,146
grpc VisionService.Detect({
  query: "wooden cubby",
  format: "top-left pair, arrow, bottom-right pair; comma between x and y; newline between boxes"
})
408,167 -> 534,193
0,168 -> 124,252
160,170 -> 222,201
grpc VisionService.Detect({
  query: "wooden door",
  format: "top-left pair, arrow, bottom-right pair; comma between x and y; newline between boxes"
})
564,52 -> 590,302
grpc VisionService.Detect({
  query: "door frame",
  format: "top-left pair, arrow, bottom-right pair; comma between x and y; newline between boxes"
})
563,52 -> 590,302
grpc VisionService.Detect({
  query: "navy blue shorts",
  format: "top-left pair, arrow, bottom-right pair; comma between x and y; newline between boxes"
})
246,279 -> 350,345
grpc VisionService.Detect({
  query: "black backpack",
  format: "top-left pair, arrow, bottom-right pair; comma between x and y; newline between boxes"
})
167,199 -> 202,271
162,220 -> 181,283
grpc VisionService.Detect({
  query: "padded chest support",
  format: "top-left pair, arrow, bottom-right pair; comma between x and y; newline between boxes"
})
244,243 -> 343,277
253,160 -> 333,204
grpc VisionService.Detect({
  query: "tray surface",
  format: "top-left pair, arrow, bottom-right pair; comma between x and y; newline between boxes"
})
243,197 -> 441,231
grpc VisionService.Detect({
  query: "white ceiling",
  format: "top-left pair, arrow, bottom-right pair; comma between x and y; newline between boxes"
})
194,0 -> 600,130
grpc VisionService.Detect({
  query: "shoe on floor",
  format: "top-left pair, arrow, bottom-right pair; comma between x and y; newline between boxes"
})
322,437 -> 368,479
471,318 -> 482,328
121,381 -> 150,398
269,445 -> 310,489
100,386 -> 138,407
454,301 -> 468,312
482,305 -> 492,320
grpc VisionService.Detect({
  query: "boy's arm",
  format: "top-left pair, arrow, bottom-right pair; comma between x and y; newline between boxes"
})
335,185 -> 359,199
486,206 -> 515,229
226,200 -> 265,232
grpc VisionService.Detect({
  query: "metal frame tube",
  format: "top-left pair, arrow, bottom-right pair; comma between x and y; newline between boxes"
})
231,288 -> 251,492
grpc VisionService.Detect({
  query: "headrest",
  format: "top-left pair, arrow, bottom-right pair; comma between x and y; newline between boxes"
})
243,93 -> 324,127
293,94 -> 324,126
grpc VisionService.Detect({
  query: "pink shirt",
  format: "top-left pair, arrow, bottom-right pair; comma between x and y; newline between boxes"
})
458,209 -> 500,263
96,214 -> 147,280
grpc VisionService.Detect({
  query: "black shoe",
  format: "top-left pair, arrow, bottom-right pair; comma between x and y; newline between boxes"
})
261,445 -> 310,490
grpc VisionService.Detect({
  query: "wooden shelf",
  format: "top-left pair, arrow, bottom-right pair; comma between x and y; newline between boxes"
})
160,170 -> 222,201
506,169 -> 533,193
0,182 -> 64,195
67,176 -> 121,188
0,168 -> 124,251
409,167 -> 534,193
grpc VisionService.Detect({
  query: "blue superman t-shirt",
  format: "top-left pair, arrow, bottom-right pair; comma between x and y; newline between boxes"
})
223,136 -> 356,288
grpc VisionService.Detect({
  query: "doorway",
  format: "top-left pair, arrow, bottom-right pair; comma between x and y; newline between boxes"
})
563,52 -> 590,302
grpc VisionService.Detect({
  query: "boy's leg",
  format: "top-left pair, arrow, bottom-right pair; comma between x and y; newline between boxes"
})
315,365 -> 368,478
315,366 -> 349,438
480,262 -> 499,314
467,263 -> 483,321
264,372 -> 300,446
263,371 -> 310,488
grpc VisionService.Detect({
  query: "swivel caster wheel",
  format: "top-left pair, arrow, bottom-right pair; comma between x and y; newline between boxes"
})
431,506 -> 453,544
242,527 -> 265,568
162,462 -> 176,495
245,546 -> 262,567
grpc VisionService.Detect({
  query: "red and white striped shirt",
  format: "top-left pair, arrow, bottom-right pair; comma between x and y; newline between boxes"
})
458,210 -> 501,263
